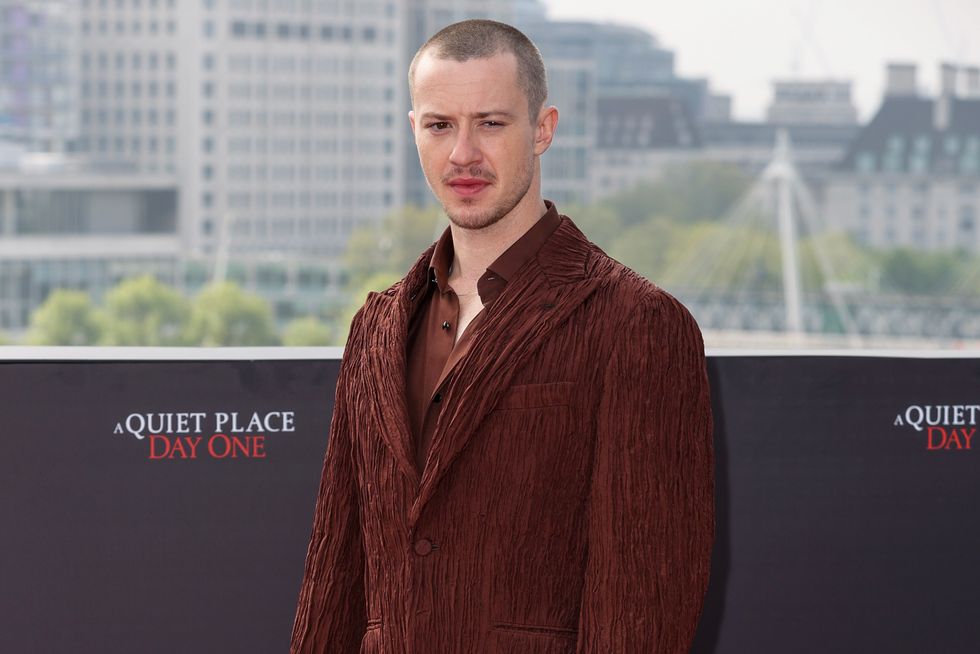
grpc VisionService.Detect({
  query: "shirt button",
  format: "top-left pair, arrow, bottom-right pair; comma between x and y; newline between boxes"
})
414,538 -> 434,556
433,393 -> 442,403
441,320 -> 451,330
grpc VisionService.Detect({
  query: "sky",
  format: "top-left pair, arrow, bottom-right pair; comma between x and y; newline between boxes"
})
544,0 -> 980,122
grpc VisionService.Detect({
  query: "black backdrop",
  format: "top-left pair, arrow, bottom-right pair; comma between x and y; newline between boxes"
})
2,355 -> 978,652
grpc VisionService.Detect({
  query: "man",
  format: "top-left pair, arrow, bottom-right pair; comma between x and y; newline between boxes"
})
291,19 -> 714,654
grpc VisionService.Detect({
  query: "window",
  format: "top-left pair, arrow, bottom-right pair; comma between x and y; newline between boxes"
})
960,206 -> 976,233
855,152 -> 875,173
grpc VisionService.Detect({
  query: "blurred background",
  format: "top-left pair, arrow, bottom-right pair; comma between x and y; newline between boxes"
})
1,0 -> 978,349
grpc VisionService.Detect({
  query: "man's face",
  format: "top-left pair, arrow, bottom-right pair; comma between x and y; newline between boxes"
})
409,51 -> 553,230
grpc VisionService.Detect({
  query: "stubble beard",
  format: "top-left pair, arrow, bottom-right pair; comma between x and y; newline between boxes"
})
436,155 -> 535,231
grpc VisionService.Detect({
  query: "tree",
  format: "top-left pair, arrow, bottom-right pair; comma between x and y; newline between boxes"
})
560,203 -> 622,252
605,217 -> 677,282
282,316 -> 333,346
651,221 -> 784,293
335,271 -> 401,345
26,289 -> 106,345
343,205 -> 445,291
102,275 -> 190,345
798,232 -> 877,293
184,282 -> 279,346
879,248 -> 965,295
600,161 -> 751,227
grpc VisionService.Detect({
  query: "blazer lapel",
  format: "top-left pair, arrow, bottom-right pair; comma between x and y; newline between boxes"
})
409,218 -> 607,526
362,247 -> 435,492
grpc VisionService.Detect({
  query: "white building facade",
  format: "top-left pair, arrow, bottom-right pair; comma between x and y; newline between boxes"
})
822,63 -> 980,252
77,0 -> 405,259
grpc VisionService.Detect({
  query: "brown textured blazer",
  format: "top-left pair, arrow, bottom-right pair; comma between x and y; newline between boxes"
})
291,214 -> 714,653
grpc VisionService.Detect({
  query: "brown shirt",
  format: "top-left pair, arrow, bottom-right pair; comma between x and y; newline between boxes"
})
405,200 -> 562,475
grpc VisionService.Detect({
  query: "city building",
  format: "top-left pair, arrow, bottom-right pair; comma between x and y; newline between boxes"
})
698,120 -> 859,178
0,1 -> 78,152
76,0 -> 405,259
522,18 -> 727,206
0,158 -> 179,331
822,62 -> 980,252
591,94 -> 701,199
589,79 -> 859,201
767,80 -> 859,126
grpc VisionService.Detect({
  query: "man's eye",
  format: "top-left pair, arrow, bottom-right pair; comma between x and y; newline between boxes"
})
428,122 -> 450,131
483,121 -> 504,128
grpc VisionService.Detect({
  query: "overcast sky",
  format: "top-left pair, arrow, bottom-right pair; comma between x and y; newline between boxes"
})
544,0 -> 980,121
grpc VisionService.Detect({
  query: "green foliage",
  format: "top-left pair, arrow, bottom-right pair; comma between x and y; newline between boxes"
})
559,203 -> 622,252
798,232 -> 878,292
878,248 -> 966,295
660,222 -> 785,292
184,282 -> 279,346
599,161 -> 751,228
605,217 -> 677,282
951,256 -> 980,297
282,316 -> 333,346
102,275 -> 190,345
26,289 -> 106,345
344,205 -> 446,291
336,271 -> 402,345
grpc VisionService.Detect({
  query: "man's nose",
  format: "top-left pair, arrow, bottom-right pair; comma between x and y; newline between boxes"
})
449,129 -> 481,167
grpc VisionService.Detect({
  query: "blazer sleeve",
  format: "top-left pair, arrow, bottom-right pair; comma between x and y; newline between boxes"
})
290,310 -> 368,654
576,291 -> 715,653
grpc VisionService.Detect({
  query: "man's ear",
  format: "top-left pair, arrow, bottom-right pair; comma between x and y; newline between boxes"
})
408,110 -> 417,136
533,105 -> 559,156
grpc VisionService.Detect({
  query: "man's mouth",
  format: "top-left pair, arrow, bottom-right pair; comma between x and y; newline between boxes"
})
447,178 -> 490,196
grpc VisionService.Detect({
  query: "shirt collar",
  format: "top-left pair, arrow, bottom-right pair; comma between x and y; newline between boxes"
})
428,200 -> 563,305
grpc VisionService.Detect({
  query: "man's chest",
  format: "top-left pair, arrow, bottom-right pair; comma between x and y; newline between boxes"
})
453,294 -> 484,346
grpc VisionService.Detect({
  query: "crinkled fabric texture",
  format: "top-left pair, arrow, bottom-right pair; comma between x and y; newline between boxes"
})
290,215 -> 714,654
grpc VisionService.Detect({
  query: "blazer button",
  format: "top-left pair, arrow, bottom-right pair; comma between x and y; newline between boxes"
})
414,538 -> 434,556
433,393 -> 442,403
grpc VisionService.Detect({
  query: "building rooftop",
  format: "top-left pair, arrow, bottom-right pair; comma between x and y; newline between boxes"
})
596,95 -> 701,150
837,95 -> 980,174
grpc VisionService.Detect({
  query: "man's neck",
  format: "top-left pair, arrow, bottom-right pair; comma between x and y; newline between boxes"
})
448,193 -> 547,289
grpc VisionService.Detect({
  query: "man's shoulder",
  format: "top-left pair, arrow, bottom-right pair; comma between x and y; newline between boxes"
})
579,233 -> 678,302
575,231 -> 700,335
